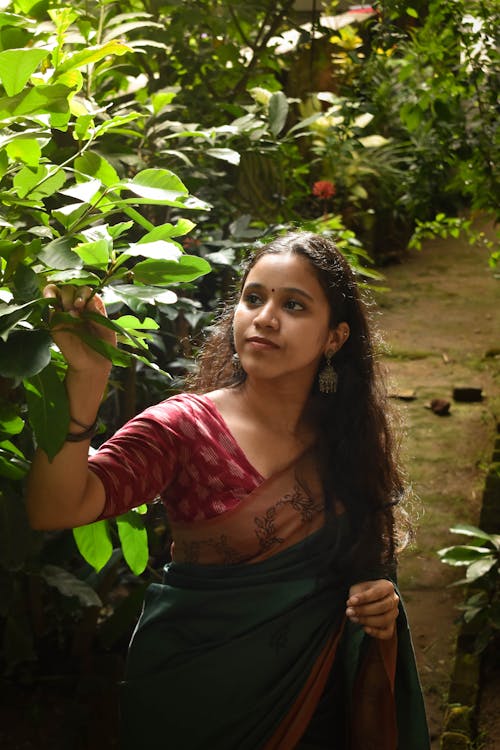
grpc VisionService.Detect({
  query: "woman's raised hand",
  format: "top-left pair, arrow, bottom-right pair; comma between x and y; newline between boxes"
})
43,285 -> 116,374
346,579 -> 399,640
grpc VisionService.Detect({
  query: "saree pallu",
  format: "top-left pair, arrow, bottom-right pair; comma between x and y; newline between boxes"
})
121,457 -> 429,749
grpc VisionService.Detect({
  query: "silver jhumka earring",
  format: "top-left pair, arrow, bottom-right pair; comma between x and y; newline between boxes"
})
232,352 -> 243,373
318,351 -> 337,394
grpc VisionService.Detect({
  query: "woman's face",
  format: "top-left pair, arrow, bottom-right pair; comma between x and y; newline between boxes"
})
233,252 -> 348,387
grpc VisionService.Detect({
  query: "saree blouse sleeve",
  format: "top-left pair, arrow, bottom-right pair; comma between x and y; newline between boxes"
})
88,392 -> 263,522
88,396 -> 187,519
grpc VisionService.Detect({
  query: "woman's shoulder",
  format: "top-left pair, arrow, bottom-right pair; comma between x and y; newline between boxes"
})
139,391 -> 229,433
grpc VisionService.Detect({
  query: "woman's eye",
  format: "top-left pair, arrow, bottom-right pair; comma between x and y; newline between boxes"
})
244,292 -> 262,306
284,299 -> 304,311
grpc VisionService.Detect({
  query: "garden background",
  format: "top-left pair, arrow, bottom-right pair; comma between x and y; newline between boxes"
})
0,0 -> 498,747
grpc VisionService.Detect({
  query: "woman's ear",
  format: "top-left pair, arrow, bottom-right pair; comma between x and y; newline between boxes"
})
325,322 -> 350,354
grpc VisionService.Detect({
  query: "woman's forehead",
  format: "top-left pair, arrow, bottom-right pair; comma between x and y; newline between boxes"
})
244,252 -> 320,287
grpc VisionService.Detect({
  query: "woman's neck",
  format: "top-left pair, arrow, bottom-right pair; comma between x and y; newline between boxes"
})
235,377 -> 314,438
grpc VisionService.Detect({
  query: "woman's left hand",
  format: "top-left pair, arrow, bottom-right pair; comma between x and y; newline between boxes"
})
346,579 -> 399,640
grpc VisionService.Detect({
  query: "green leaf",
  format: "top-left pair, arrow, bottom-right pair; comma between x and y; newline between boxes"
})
116,512 -> 149,575
358,135 -> 391,148
0,298 -> 45,337
60,179 -> 102,203
73,520 -> 113,572
73,239 -> 110,269
0,404 -> 24,436
121,168 -> 188,204
37,237 -> 83,271
406,7 -> 418,18
24,362 -> 70,460
450,525 -> 495,543
6,138 -> 42,167
0,83 -> 72,119
114,315 -> 159,331
121,240 -> 182,261
268,91 -> 288,137
55,41 -> 132,75
13,164 -> 65,200
0,48 -> 47,96
0,450 -> 28,479
133,255 -> 211,284
206,148 -> 240,165
138,220 -> 196,243
437,545 -> 493,565
13,263 -> 40,303
466,557 -> 497,581
41,564 -> 102,607
0,329 -> 52,378
46,270 -> 101,286
75,151 -> 119,187
52,202 -> 88,230
103,284 -> 177,307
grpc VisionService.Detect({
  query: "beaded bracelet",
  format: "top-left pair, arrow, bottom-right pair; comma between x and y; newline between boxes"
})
66,416 -> 98,443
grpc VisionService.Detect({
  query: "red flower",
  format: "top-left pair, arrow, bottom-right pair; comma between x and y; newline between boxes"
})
312,180 -> 336,200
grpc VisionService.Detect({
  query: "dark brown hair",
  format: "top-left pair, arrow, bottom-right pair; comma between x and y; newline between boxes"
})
188,232 -> 408,572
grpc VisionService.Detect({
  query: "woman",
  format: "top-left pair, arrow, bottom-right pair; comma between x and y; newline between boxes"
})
27,232 -> 429,749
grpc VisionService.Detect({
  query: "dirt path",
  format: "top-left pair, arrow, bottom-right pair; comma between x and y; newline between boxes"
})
374,222 -> 499,747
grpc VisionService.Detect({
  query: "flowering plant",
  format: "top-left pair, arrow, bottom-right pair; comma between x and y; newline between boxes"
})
312,180 -> 336,200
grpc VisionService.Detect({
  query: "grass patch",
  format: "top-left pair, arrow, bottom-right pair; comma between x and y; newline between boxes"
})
383,347 -> 434,361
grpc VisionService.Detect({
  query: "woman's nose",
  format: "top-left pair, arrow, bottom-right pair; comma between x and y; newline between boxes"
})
254,301 -> 279,328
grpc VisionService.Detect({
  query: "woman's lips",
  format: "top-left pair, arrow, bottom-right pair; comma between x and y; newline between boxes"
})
246,336 -> 279,349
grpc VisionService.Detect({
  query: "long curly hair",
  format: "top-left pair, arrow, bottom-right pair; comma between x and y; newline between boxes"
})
188,232 -> 408,572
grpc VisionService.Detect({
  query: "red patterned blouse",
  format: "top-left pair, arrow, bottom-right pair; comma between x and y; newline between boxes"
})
88,393 -> 263,522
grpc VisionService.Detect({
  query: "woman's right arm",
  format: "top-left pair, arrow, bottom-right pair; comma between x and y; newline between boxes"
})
26,285 -> 115,530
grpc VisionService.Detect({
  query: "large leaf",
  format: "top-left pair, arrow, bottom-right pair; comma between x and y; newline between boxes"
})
121,240 -> 182,261
438,545 -> 493,566
60,179 -> 102,203
138,219 -> 196,243
0,84 -> 72,119
0,48 -> 47,96
0,404 -> 24,436
73,239 -> 110,269
0,447 -> 29,479
75,151 -> 119,187
116,512 -> 149,575
24,362 -> 70,460
13,164 -> 65,200
450,524 -> 495,543
40,564 -> 102,607
268,91 -> 289,137
6,137 -> 42,167
120,168 -> 188,204
0,329 -> 52,378
0,298 -> 45,338
133,255 -> 211,284
466,556 -> 497,581
103,284 -> 177,307
37,237 -> 82,270
73,520 -> 113,572
206,148 -> 240,165
55,41 -> 132,75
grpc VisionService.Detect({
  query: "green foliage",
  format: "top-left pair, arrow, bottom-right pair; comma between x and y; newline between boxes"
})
438,525 -> 500,653
0,0 -> 213,671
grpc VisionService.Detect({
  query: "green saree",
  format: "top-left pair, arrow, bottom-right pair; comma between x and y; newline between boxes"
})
121,455 -> 429,749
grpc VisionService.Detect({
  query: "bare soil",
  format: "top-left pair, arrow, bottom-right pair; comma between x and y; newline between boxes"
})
375,221 -> 499,748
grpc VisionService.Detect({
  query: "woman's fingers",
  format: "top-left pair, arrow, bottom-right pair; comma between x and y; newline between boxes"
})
346,579 -> 399,640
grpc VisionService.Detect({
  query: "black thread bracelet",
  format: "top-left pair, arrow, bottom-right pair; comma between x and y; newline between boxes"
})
66,416 -> 98,443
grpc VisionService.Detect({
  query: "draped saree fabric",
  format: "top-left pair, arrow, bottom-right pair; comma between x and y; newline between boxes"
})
121,454 -> 429,749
